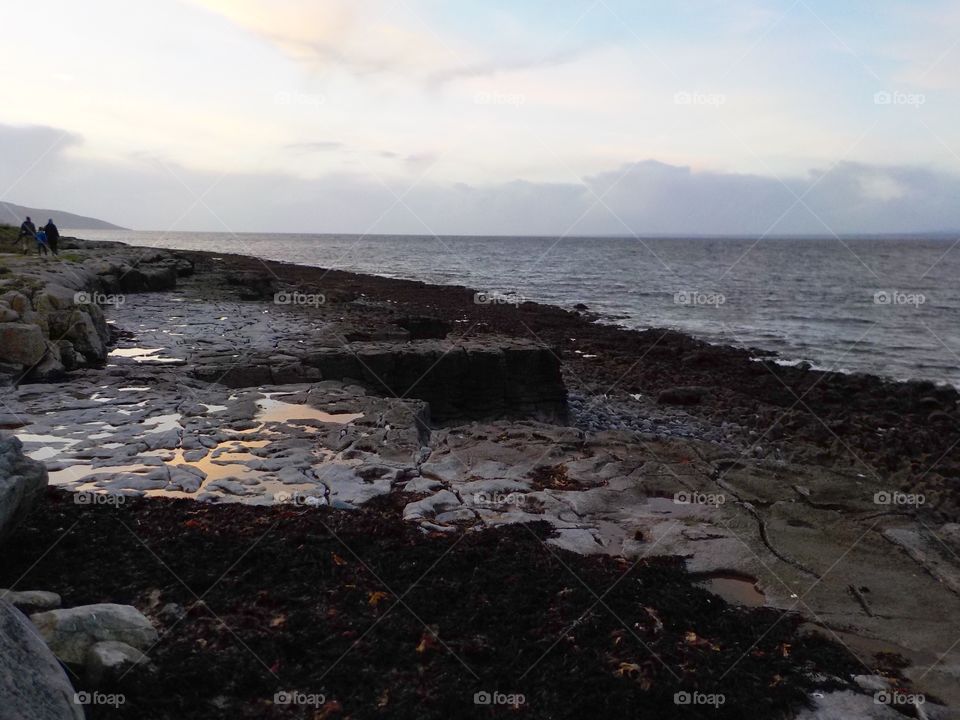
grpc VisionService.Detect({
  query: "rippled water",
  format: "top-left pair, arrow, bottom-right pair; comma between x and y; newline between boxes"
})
73,230 -> 960,386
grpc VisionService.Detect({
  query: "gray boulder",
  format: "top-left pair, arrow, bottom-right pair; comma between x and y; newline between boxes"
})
0,589 -> 61,614
0,435 -> 49,543
0,599 -> 82,720
85,640 -> 150,687
0,322 -> 46,367
30,603 -> 158,665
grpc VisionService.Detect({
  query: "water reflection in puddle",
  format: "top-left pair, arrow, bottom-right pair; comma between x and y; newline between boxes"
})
108,347 -> 184,364
696,573 -> 766,607
255,397 -> 364,426
109,347 -> 162,358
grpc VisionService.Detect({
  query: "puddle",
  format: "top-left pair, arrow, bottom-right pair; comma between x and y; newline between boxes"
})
142,413 -> 181,433
13,433 -> 81,461
255,397 -> 364,426
695,573 -> 766,607
108,348 -> 183,364
109,347 -> 162,358
164,445 -> 262,482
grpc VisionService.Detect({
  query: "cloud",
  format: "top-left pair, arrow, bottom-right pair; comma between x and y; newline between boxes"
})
188,0 -> 462,79
2,123 -> 959,236
283,141 -> 344,153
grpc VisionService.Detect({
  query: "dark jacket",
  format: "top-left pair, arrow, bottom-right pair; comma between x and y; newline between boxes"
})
43,222 -> 59,242
18,219 -> 36,237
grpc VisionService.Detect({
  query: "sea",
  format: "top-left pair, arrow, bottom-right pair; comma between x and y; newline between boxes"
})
70,230 -> 960,388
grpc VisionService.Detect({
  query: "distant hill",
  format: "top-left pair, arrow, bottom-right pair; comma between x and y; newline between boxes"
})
0,201 -> 125,230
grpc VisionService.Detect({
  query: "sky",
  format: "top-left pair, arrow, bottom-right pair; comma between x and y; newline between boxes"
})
1,0 -> 959,234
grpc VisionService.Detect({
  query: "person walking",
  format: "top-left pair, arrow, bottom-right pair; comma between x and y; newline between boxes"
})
43,219 -> 60,255
18,216 -> 36,254
35,227 -> 49,256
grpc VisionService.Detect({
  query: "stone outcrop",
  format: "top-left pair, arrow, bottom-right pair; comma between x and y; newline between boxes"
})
192,339 -> 567,421
30,603 -> 158,666
0,435 -> 48,544
0,599 -> 83,720
0,247 -> 193,384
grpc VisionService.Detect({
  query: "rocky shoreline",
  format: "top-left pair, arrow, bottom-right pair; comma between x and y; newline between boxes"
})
1,238 -> 958,718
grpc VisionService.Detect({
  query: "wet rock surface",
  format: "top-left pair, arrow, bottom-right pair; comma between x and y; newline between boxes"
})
2,241 -> 959,717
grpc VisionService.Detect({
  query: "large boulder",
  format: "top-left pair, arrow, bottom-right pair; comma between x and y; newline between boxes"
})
30,604 -> 158,665
0,322 -> 46,367
45,307 -> 108,364
0,435 -> 48,543
0,599 -> 83,720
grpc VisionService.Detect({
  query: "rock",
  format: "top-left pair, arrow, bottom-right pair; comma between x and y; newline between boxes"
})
1,291 -> 31,316
928,410 -> 956,426
794,690 -> 904,719
393,316 -> 451,340
657,386 -> 709,406
0,589 -> 61,614
0,435 -> 49,543
0,306 -> 18,322
46,308 -> 107,363
55,340 -> 77,370
84,640 -> 150,687
853,675 -> 890,692
157,603 -> 186,624
0,599 -> 83,720
0,322 -> 46,367
29,342 -> 65,381
30,603 -> 158,665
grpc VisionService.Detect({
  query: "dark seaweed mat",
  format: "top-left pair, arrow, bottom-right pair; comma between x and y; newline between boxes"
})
0,489 -> 859,719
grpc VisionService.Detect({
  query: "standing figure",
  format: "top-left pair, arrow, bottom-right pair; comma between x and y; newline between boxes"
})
43,219 -> 60,255
35,227 -> 49,256
18,216 -> 36,254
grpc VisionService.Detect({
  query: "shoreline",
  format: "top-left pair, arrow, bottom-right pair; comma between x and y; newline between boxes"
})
67,233 -> 960,387
2,238 -> 960,717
